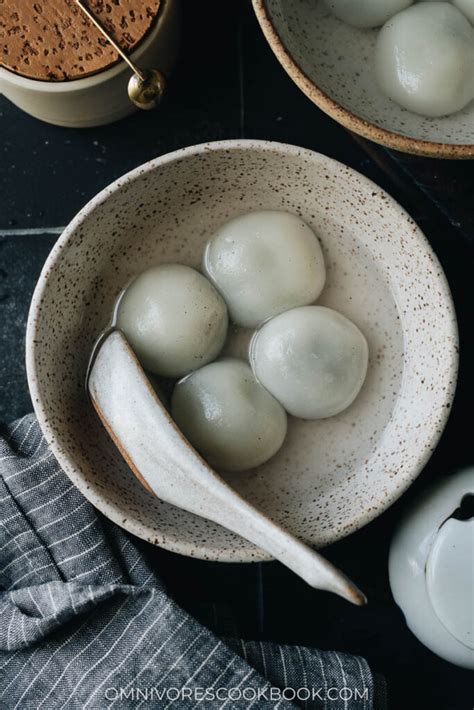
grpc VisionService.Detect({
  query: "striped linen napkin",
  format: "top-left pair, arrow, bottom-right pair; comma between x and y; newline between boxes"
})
0,415 -> 385,709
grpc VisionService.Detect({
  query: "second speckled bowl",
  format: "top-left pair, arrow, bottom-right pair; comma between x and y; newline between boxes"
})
26,140 -> 458,562
253,0 -> 474,158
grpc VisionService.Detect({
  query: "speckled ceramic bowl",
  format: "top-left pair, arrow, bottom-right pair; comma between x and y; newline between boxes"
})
253,0 -> 474,158
26,140 -> 458,562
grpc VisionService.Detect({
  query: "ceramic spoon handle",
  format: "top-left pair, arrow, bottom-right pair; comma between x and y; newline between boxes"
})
188,480 -> 366,605
88,330 -> 366,606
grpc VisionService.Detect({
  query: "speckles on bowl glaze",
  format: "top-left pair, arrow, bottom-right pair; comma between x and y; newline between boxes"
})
253,0 -> 474,156
26,140 -> 458,563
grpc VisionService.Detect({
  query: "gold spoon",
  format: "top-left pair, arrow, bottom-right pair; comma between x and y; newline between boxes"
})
74,0 -> 166,110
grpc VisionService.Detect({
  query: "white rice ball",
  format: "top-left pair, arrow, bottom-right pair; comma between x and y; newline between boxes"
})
375,3 -> 474,117
250,306 -> 368,419
116,264 -> 228,378
171,359 -> 287,471
203,211 -> 325,328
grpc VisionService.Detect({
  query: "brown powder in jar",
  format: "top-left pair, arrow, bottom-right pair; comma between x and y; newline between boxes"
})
0,0 -> 161,81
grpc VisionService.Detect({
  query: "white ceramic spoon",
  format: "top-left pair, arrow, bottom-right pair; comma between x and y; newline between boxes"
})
87,329 -> 366,605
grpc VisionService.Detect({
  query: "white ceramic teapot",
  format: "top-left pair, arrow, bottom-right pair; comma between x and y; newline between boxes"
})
389,467 -> 474,669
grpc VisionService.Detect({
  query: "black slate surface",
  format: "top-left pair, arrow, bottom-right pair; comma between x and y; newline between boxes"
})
0,2 -> 472,709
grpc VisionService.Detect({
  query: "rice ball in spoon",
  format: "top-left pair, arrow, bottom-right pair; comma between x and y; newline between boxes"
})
325,0 -> 413,28
116,264 -> 228,378
203,210 -> 325,328
171,359 -> 287,472
250,306 -> 368,420
375,3 -> 474,117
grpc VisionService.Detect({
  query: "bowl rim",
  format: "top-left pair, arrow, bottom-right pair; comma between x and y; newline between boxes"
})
26,138 -> 459,562
252,0 -> 474,159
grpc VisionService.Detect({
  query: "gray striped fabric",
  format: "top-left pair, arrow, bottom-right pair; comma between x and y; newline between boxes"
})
0,415 -> 384,709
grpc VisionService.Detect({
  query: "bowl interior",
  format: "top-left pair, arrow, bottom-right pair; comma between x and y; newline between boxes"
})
259,0 -> 474,152
27,142 -> 457,562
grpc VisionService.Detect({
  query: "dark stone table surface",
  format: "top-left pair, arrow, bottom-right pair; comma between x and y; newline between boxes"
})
0,2 -> 472,708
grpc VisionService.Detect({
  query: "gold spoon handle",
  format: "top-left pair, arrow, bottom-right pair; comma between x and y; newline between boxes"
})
73,0 -> 146,81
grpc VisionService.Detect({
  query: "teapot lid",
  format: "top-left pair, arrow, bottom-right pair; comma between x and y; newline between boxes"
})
389,467 -> 474,669
426,517 -> 474,650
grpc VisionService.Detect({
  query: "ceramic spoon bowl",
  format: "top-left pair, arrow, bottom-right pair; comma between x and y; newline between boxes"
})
253,0 -> 474,157
26,140 -> 458,562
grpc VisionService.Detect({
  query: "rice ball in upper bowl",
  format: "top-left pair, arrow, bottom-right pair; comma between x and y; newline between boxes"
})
375,3 -> 474,117
203,210 -> 326,328
116,264 -> 228,378
249,306 -> 369,419
171,358 -> 287,472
